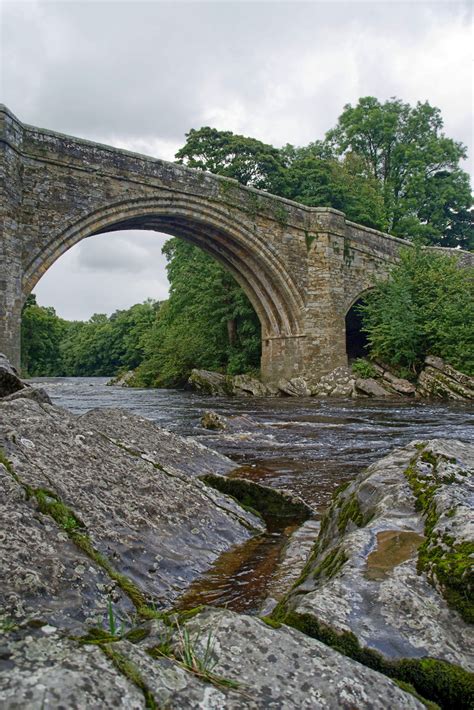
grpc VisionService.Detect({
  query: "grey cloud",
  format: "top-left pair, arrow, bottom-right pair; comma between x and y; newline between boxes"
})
75,232 -> 167,274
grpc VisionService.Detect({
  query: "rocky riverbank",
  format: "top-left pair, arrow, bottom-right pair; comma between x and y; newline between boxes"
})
1,356 -> 472,708
182,356 -> 474,401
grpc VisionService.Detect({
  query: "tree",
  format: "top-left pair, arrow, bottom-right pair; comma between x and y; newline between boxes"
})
326,97 -> 473,247
21,295 -> 67,376
175,126 -> 286,192
280,143 -> 386,229
135,239 -> 261,387
360,248 -> 474,375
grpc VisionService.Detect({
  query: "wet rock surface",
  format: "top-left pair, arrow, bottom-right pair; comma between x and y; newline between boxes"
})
0,353 -> 24,397
233,373 -> 274,397
0,399 -> 263,624
2,385 -> 52,404
0,630 -> 144,709
278,376 -> 312,397
80,406 -> 236,477
355,376 -> 395,397
281,438 -> 474,672
106,370 -> 136,387
187,369 -> 234,396
312,366 -> 355,397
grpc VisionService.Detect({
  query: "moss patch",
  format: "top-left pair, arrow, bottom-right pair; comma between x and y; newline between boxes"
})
404,450 -> 473,623
200,474 -> 311,524
101,644 -> 158,709
336,493 -> 372,534
275,611 -> 471,709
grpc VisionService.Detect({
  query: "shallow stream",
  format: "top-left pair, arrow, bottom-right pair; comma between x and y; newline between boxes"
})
33,377 -> 474,612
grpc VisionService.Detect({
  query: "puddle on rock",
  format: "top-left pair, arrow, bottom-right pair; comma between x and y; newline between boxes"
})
365,530 -> 425,581
175,519 -> 301,614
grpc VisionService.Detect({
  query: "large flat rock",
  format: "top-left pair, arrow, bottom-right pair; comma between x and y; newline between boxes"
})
281,439 -> 473,672
0,399 -> 263,626
0,610 -> 425,709
80,407 -> 236,478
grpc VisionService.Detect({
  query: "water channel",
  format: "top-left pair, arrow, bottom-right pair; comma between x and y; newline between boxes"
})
33,377 -> 474,612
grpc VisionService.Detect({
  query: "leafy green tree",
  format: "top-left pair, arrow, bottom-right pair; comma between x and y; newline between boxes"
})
176,126 -> 285,192
135,239 -> 261,387
326,97 -> 473,247
60,301 -> 158,376
21,295 -> 67,376
280,143 -> 386,229
360,248 -> 474,375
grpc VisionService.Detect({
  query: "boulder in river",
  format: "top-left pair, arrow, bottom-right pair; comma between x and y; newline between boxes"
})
200,410 -> 227,430
274,438 -> 473,707
278,376 -> 312,397
354,376 -> 395,397
312,366 -> 355,397
187,369 -> 234,396
232,373 -> 274,397
106,370 -> 136,387
0,352 -> 25,397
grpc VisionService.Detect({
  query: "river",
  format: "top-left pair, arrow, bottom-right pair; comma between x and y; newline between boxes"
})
31,377 -> 474,613
32,376 -> 474,509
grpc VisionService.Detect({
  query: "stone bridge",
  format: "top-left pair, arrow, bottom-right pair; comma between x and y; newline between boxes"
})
1,105 -> 471,383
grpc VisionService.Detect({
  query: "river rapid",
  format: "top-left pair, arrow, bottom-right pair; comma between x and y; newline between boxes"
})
32,376 -> 474,509
31,377 -> 474,613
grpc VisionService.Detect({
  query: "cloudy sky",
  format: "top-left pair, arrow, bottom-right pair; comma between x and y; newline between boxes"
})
1,0 -> 472,320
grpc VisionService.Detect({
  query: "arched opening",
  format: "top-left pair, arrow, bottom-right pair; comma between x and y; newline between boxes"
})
19,198 -> 305,383
345,297 -> 369,361
22,227 -> 263,382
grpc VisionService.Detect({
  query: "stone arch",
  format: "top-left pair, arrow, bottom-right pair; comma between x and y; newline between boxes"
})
344,289 -> 374,362
22,196 -> 306,341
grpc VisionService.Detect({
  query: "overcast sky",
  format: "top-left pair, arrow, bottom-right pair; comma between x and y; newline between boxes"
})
1,0 -> 472,320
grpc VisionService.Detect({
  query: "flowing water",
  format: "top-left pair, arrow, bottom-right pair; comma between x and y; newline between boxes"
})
32,377 -> 474,612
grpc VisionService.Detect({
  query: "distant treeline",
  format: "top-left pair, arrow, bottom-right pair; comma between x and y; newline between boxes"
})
21,96 -> 473,383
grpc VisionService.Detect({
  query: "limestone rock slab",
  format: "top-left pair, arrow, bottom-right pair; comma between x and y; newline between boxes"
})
0,399 -> 263,615
284,439 -> 474,672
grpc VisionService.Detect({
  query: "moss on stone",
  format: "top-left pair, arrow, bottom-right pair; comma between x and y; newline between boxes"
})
404,452 -> 473,623
336,494 -> 371,534
0,446 -> 15,477
312,546 -> 348,582
200,474 -> 311,523
101,644 -> 158,709
259,616 -> 282,629
276,611 -> 472,709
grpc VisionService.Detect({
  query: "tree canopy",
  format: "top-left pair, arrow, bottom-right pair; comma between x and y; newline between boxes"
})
326,97 -> 472,248
359,248 -> 474,376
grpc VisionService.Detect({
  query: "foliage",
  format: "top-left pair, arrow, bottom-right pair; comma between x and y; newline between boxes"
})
176,126 -> 285,192
351,358 -> 377,379
134,240 -> 261,387
21,294 -> 67,376
359,248 -> 474,375
326,97 -> 473,247
21,297 -> 158,377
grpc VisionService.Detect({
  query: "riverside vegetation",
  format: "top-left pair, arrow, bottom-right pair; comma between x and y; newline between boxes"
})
20,96 -> 473,386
